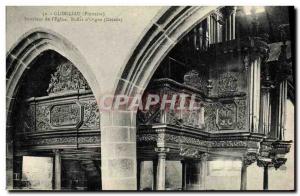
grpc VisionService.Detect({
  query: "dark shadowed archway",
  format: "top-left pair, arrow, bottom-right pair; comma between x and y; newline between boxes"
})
6,28 -> 100,189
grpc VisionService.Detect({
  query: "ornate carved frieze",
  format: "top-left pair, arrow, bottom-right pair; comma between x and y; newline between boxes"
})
26,136 -> 77,146
22,135 -> 100,147
136,134 -> 157,143
46,62 -> 90,94
209,140 -> 248,148
179,147 -> 207,159
137,132 -> 252,149
78,135 -> 101,144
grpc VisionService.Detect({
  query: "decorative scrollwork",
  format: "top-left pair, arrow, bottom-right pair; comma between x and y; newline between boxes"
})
81,100 -> 100,129
204,102 -> 218,132
47,62 -> 90,94
180,147 -> 200,158
235,99 -> 247,130
35,104 -> 51,131
216,102 -> 237,130
24,104 -> 35,132
217,72 -> 239,94
50,102 -> 82,128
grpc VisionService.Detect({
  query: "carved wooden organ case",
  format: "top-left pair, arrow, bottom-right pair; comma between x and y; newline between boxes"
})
137,19 -> 292,168
14,62 -> 100,152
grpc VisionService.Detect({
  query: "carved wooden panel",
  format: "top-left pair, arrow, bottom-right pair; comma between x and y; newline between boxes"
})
22,96 -> 100,133
81,99 -> 100,129
217,72 -> 239,94
204,102 -> 218,131
216,101 -> 237,130
35,104 -> 51,131
50,101 -> 83,129
15,62 -> 100,149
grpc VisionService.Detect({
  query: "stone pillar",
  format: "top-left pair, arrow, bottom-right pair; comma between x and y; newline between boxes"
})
13,156 -> 23,189
257,159 -> 272,190
232,7 -> 236,40
245,54 -> 262,133
181,160 -> 186,190
101,110 -> 137,190
54,150 -> 61,190
240,163 -> 247,190
137,160 -> 141,190
240,153 -> 257,190
260,85 -> 271,135
155,148 -> 169,190
263,165 -> 268,190
276,80 -> 287,140
152,159 -> 157,190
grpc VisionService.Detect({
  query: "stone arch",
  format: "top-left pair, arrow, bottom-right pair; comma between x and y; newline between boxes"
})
113,6 -> 218,100
6,28 -> 100,189
100,6 -> 219,190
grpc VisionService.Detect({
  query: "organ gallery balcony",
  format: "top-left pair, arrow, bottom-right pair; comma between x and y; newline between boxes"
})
136,20 -> 292,190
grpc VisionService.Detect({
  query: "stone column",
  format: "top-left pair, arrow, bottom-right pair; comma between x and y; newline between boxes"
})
240,153 -> 257,190
181,160 -> 186,190
13,156 -> 23,189
152,159 -> 157,190
260,85 -> 272,135
276,80 -> 287,140
155,148 -> 169,190
101,110 -> 137,190
245,54 -> 263,133
232,7 -> 236,40
257,159 -> 272,190
263,165 -> 268,190
240,163 -> 247,190
54,149 -> 61,190
137,160 -> 141,190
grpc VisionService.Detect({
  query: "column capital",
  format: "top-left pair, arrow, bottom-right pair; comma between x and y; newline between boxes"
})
257,157 -> 272,167
242,152 -> 258,167
155,147 -> 169,158
198,152 -> 209,161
